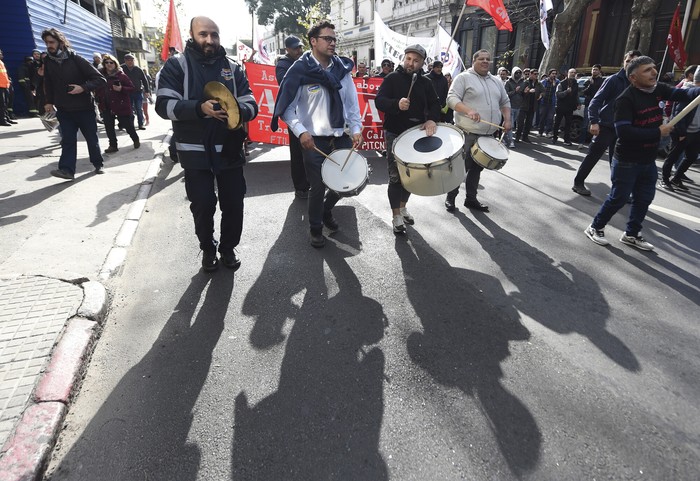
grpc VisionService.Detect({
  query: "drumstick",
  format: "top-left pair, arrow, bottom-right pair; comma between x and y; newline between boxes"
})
406,73 -> 418,99
477,119 -> 506,130
341,126 -> 364,171
313,146 -> 340,166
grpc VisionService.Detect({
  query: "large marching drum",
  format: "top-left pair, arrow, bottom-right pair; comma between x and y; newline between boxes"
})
470,136 -> 509,170
392,123 -> 467,196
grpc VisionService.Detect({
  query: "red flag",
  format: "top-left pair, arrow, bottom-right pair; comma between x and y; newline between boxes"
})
467,0 -> 513,31
161,0 -> 183,61
666,4 -> 687,69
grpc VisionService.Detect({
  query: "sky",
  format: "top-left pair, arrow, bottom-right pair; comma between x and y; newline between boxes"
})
140,0 -> 255,49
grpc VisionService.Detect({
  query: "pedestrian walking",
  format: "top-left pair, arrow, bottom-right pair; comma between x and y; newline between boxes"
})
584,56 -> 700,252
552,68 -> 579,145
271,19 -> 363,248
156,16 -> 258,272
375,44 -> 441,233
275,35 -> 309,198
538,69 -> 558,137
41,28 -> 106,180
444,49 -> 511,213
94,54 -> 140,154
572,50 -> 641,196
121,53 -> 150,130
515,69 -> 543,144
0,49 -> 15,126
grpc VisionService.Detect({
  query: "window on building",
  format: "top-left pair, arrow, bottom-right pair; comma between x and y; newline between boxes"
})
480,25 -> 497,63
460,30 -> 473,67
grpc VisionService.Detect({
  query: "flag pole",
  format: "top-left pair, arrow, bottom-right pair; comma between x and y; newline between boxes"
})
446,2 -> 467,55
657,45 -> 668,81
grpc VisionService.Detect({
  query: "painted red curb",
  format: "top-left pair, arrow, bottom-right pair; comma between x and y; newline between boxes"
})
34,318 -> 97,403
0,402 -> 66,481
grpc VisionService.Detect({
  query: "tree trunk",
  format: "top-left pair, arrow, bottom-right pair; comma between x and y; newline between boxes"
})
625,0 -> 663,54
539,0 -> 596,74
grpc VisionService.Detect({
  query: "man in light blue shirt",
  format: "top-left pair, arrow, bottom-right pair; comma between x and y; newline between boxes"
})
273,20 -> 363,248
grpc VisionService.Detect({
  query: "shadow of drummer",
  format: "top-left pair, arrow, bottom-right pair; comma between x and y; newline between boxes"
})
395,231 -> 542,475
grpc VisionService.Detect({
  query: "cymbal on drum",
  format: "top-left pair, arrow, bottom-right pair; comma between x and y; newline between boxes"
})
203,81 -> 242,130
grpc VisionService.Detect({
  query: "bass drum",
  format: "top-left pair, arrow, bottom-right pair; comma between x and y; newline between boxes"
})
321,149 -> 370,197
470,136 -> 509,170
392,123 -> 466,196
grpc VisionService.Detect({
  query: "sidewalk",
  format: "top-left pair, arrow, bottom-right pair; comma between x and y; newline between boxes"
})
0,113 -> 172,480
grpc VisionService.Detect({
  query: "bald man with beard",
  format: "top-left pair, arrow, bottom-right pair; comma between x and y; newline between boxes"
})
156,16 -> 258,272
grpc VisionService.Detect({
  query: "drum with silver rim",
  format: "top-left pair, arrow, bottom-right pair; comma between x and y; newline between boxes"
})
470,136 -> 509,170
392,123 -> 466,196
321,149 -> 370,197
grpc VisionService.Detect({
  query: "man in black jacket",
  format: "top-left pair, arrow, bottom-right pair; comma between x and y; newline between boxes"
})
552,68 -> 579,145
427,60 -> 448,122
375,44 -> 440,233
275,35 -> 309,198
41,28 -> 106,180
156,16 -> 258,272
121,53 -> 150,130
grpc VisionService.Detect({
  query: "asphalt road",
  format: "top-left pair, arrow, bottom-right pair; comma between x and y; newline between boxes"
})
44,140 -> 699,480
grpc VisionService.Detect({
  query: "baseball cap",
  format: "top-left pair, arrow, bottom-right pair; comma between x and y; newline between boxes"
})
284,36 -> 303,49
404,44 -> 426,60
124,53 -> 135,59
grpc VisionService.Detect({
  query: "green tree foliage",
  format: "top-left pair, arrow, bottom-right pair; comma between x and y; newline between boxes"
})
246,0 -> 330,35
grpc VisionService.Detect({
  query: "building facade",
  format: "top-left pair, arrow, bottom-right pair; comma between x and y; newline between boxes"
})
1,0 -> 150,115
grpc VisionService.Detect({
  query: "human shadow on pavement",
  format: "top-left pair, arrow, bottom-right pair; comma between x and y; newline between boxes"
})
233,207 -> 388,480
0,177 -> 88,226
395,231 -> 541,476
459,213 -> 640,372
47,272 -> 232,481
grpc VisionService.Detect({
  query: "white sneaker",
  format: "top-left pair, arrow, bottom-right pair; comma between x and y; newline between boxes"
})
584,225 -> 609,246
620,233 -> 654,251
509,141 -> 515,148
392,215 -> 406,234
399,207 -> 414,225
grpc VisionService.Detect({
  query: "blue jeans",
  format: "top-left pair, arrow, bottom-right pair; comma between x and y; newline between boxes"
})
591,158 -> 657,237
302,135 -> 351,230
56,109 -> 104,175
538,103 -> 555,135
130,91 -> 144,127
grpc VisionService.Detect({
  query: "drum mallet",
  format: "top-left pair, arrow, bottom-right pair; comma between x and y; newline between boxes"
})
477,119 -> 506,130
313,146 -> 340,166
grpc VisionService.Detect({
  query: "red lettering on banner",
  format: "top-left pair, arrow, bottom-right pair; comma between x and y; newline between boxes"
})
245,62 -> 386,150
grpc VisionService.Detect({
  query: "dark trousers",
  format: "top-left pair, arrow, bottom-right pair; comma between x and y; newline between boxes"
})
447,132 -> 481,202
301,135 -> 351,230
103,110 -> 138,147
0,88 -> 8,121
662,131 -> 700,182
515,109 -> 534,141
573,125 -> 616,187
552,110 -> 573,142
385,131 -> 410,209
538,103 -> 555,134
55,109 -> 104,175
288,131 -> 309,191
592,159 -> 656,237
184,167 -> 246,254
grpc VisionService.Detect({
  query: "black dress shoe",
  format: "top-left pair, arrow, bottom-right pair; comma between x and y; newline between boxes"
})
445,196 -> 456,212
323,212 -> 339,231
220,251 -> 241,271
310,229 -> 325,248
464,200 -> 489,212
202,251 -> 219,272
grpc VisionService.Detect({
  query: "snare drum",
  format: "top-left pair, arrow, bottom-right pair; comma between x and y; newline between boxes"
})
470,136 -> 509,170
321,149 -> 370,197
392,123 -> 466,196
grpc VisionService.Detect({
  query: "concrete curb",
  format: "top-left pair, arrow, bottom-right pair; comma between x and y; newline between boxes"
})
0,134 -> 172,481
